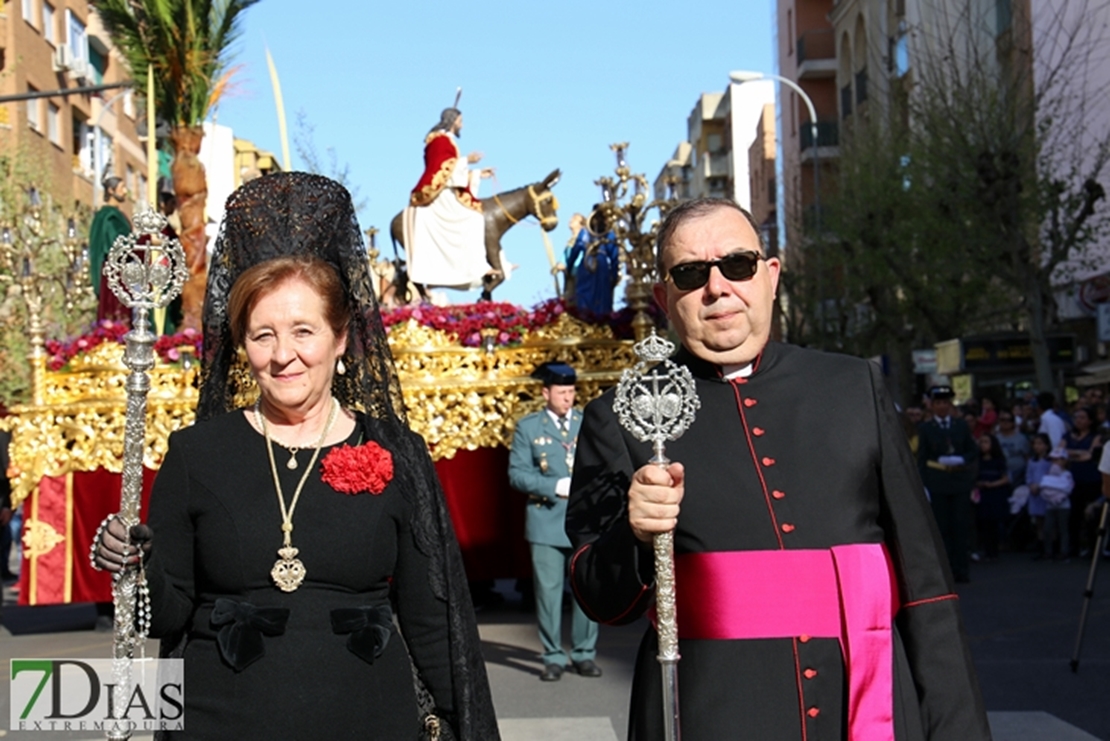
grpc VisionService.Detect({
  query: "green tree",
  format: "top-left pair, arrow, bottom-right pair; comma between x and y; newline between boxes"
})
804,0 -> 1109,398
91,0 -> 260,329
0,146 -> 95,406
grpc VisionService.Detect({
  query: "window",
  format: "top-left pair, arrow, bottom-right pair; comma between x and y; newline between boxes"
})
26,86 -> 41,132
126,164 -> 136,195
996,0 -> 1013,35
707,133 -> 722,153
894,34 -> 910,77
22,0 -> 35,25
787,10 -> 793,55
47,102 -> 60,145
98,130 -> 114,179
123,90 -> 135,118
66,10 -> 88,63
73,113 -> 92,174
89,47 -> 107,85
42,2 -> 55,44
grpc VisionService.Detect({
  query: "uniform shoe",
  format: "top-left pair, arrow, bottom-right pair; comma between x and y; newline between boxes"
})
539,664 -> 564,682
573,659 -> 603,678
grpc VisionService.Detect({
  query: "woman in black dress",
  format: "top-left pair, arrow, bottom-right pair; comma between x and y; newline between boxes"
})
975,433 -> 1012,560
94,173 -> 499,740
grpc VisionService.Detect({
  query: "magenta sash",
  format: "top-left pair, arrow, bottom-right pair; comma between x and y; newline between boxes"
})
670,544 -> 896,741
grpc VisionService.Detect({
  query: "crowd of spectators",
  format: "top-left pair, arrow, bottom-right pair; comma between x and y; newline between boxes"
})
905,387 -> 1110,563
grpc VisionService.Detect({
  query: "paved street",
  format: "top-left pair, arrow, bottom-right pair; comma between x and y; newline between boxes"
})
2,550 -> 1108,740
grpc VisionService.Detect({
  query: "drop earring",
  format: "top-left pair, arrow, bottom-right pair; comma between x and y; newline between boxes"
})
336,357 -> 346,375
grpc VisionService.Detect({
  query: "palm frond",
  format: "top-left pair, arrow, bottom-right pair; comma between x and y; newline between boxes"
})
89,0 -> 259,127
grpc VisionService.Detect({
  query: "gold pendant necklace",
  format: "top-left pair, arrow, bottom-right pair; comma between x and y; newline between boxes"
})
261,398 -> 338,592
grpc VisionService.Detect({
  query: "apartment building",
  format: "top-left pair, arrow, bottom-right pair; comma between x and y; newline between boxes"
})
775,0 -> 838,262
0,0 -> 145,214
653,82 -> 775,210
748,103 -> 777,255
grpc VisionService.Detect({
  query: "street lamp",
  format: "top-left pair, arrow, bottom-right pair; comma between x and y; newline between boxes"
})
730,69 -> 824,345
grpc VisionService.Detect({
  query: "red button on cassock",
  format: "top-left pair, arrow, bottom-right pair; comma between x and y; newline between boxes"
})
799,634 -> 811,643
804,668 -> 817,679
781,523 -> 795,533
762,457 -> 775,466
807,707 -> 820,718
752,427 -> 765,436
743,398 -> 757,407
772,490 -> 785,499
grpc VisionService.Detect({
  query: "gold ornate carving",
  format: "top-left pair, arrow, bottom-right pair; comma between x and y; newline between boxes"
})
1,316 -> 635,504
22,519 -> 65,559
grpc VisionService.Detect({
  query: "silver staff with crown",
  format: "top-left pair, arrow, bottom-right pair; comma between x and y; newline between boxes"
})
614,330 -> 699,741
95,208 -> 187,741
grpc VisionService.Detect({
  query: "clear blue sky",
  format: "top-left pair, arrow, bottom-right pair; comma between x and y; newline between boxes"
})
212,0 -> 775,308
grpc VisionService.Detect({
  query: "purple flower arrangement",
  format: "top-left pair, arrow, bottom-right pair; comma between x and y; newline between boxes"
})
44,320 -> 203,371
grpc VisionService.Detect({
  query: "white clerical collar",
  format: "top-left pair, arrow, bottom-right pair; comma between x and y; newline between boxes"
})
721,363 -> 754,380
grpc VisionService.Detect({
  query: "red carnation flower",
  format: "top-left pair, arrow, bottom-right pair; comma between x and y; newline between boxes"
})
320,441 -> 394,495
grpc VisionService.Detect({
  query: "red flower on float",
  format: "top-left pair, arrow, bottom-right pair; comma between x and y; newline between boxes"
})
320,441 -> 394,495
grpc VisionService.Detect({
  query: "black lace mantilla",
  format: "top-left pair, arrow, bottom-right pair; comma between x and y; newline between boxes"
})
187,172 -> 499,740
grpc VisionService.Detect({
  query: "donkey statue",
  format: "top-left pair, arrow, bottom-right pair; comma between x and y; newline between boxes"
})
390,169 -> 560,302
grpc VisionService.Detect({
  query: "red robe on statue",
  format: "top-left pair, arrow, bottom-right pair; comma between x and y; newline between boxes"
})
403,131 -> 489,288
410,132 -> 482,212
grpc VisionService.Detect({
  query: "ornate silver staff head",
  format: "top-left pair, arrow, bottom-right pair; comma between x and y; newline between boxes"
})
104,208 -> 187,311
613,330 -> 700,465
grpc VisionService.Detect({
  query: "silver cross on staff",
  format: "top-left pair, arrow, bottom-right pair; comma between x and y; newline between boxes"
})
103,207 -> 187,741
613,330 -> 700,741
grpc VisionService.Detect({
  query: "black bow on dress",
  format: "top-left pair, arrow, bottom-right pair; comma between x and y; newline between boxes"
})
209,598 -> 290,672
330,605 -> 393,664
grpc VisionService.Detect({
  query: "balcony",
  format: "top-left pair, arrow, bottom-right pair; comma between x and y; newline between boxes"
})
700,151 -> 731,178
797,29 -> 836,79
800,121 -> 839,161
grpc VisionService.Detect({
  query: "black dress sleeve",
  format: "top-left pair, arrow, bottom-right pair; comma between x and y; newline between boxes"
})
144,432 -> 198,638
394,478 -> 454,714
868,363 -> 992,741
566,394 -> 656,625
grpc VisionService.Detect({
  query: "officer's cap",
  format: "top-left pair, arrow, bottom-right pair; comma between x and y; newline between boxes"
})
531,362 -> 577,387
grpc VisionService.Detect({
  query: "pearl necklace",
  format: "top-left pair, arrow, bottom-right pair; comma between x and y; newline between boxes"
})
255,401 -> 327,470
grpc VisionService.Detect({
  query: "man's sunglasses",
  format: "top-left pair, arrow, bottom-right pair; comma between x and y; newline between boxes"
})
665,251 -> 765,291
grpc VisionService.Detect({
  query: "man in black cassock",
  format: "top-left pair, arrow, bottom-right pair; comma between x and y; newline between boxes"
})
566,198 -> 992,741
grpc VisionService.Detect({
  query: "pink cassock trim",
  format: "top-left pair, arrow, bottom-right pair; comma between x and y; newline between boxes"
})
672,545 -> 896,741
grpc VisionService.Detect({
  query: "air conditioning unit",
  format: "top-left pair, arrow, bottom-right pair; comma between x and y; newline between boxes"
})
68,57 -> 90,81
53,43 -> 74,72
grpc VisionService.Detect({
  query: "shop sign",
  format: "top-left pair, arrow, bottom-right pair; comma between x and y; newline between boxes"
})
912,349 -> 937,375
1099,303 -> 1110,343
961,335 -> 1076,371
